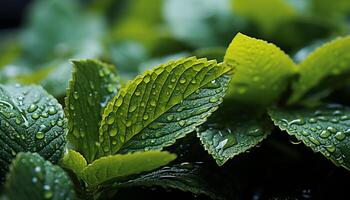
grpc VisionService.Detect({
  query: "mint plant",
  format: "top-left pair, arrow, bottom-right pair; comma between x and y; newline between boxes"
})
1,32 -> 350,199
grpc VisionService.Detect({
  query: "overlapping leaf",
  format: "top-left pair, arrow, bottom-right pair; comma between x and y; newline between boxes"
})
289,36 -> 350,104
0,84 -> 67,182
65,59 -> 120,163
224,33 -> 296,106
81,151 -> 176,188
269,104 -> 350,170
99,57 -> 231,156
60,149 -> 87,177
3,152 -> 75,200
197,106 -> 272,166
103,163 -> 236,200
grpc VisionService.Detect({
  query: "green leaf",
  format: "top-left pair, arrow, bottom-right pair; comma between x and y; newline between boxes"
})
289,36 -> 350,104
60,149 -> 87,177
0,84 -> 67,182
102,163 -> 236,200
65,59 -> 120,163
81,151 -> 176,188
224,33 -> 296,106
99,57 -> 231,155
268,104 -> 350,170
4,152 -> 75,200
197,107 -> 272,166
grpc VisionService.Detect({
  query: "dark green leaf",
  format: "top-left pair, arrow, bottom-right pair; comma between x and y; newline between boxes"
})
269,104 -> 350,170
3,152 -> 75,200
197,107 -> 272,165
65,59 -> 120,163
0,84 -> 67,182
102,163 -> 236,200
99,57 -> 231,156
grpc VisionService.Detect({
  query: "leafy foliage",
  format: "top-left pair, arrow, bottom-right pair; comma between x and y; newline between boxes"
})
197,107 -> 272,165
0,84 -> 67,182
102,163 -> 237,200
224,33 -> 296,106
81,151 -> 176,188
289,36 -> 350,104
65,59 -> 120,163
3,152 -> 75,200
269,104 -> 350,170
99,57 -> 231,156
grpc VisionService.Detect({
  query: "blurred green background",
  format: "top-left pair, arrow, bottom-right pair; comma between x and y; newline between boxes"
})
1,0 -> 350,97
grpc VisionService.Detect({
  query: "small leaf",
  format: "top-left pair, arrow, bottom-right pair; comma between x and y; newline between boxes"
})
102,163 -> 236,200
197,107 -> 272,166
99,57 -> 231,155
4,152 -> 75,200
65,59 -> 120,163
81,151 -> 176,188
0,84 -> 67,182
224,33 -> 296,106
268,104 -> 350,170
60,149 -> 87,177
289,36 -> 350,104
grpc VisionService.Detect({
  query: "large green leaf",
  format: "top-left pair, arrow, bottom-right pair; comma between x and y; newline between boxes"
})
289,36 -> 350,104
0,84 -> 67,182
99,57 -> 231,155
81,151 -> 176,188
65,59 -> 120,163
3,152 -> 75,200
60,149 -> 87,177
224,33 -> 296,106
102,163 -> 236,200
269,104 -> 350,170
197,108 -> 272,166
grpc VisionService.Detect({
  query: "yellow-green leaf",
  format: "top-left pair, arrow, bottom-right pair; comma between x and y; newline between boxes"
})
60,149 -> 87,177
224,33 -> 296,106
81,151 -> 176,188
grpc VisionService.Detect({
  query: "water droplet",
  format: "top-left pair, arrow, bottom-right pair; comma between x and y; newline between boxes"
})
325,145 -> 336,153
107,115 -> 115,124
331,118 -> 339,123
308,118 -> 317,123
135,91 -> 141,96
48,107 -> 57,115
317,116 -> 328,121
180,162 -> 194,169
107,84 -> 114,93
44,191 -> 53,199
129,105 -> 137,113
34,166 -> 41,173
27,104 -> 38,113
126,120 -> 132,127
144,75 -> 150,83
32,113 -> 40,120
179,78 -> 186,84
150,100 -> 156,107
340,115 -> 349,121
191,79 -> 197,84
32,177 -> 38,183
69,104 -> 74,110
73,92 -> 79,99
109,127 -> 118,137
320,130 -> 331,138
301,131 -> 309,136
179,120 -> 186,126
335,132 -> 346,141
166,115 -> 173,121
143,114 -> 149,120
237,86 -> 247,94
209,97 -> 218,103
171,78 -> 176,83
35,132 -> 45,139
116,97 -> 123,107
308,136 -> 320,145
327,126 -> 337,133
